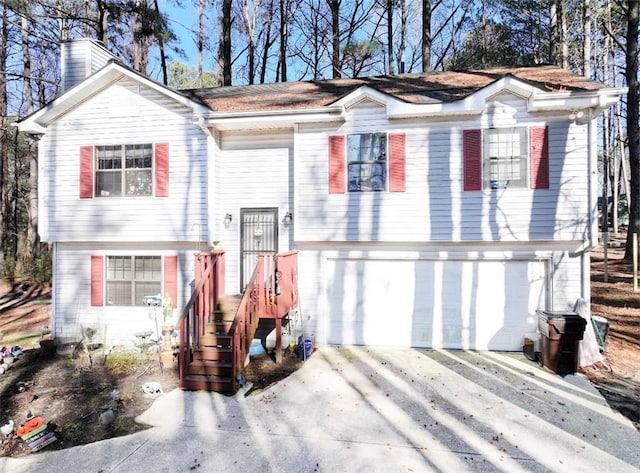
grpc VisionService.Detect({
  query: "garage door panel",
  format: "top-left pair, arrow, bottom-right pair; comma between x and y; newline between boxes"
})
326,259 -> 545,350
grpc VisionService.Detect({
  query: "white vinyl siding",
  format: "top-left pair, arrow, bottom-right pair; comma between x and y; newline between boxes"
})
215,129 -> 293,293
294,94 -> 590,243
296,246 -> 583,348
52,243 -> 196,345
38,77 -> 208,243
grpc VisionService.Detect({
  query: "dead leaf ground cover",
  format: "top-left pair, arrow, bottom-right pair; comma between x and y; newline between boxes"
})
0,278 -> 302,457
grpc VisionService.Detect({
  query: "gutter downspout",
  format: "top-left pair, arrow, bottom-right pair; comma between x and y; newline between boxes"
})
196,117 -> 216,251
583,108 -> 598,302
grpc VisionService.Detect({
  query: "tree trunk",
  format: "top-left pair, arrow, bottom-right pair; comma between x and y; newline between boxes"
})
422,0 -> 431,72
133,0 -> 144,72
398,0 -> 406,73
327,0 -> 341,79
242,0 -> 259,85
560,0 -> 568,69
278,0 -> 287,82
387,0 -> 394,75
198,0 -> 205,87
625,0 -> 640,261
21,10 -> 40,260
97,0 -> 109,43
220,0 -> 232,86
0,5 -> 8,275
550,0 -> 558,65
261,0 -> 275,83
153,0 -> 168,85
583,0 -> 591,78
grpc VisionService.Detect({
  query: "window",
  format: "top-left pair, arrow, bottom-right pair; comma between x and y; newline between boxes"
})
96,144 -> 153,197
81,143 -> 169,199
347,133 -> 387,191
484,128 -> 528,189
105,256 -> 161,306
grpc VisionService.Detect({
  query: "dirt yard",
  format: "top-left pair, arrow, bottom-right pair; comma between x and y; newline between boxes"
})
0,279 -> 302,457
586,245 -> 640,430
0,245 -> 638,456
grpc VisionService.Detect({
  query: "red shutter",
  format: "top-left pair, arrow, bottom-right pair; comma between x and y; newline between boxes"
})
90,256 -> 104,307
388,133 -> 406,192
328,135 -> 346,194
463,129 -> 482,191
80,146 -> 94,198
155,143 -> 169,197
530,127 -> 549,189
163,255 -> 178,307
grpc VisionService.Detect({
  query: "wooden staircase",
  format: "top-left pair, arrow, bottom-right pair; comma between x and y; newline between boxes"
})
181,296 -> 240,393
176,250 -> 298,394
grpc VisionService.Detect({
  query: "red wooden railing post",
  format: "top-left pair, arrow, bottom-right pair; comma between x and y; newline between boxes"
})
213,249 -> 225,304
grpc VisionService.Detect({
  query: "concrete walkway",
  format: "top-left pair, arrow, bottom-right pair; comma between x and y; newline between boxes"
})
1,347 -> 639,473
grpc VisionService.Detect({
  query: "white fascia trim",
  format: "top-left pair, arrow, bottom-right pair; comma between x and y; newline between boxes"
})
200,106 -> 345,130
18,63 -> 210,133
527,87 -> 627,113
332,85 -> 393,109
387,76 -> 536,119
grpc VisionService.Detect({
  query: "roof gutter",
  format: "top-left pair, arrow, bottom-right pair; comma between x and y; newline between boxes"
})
528,87 -> 628,113
198,105 -> 345,130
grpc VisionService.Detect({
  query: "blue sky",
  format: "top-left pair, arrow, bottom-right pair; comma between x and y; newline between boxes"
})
159,1 -> 203,67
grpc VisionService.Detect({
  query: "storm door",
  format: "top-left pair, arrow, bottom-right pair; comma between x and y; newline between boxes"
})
240,208 -> 278,291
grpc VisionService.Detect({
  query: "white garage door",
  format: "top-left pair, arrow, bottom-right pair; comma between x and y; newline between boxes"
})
325,259 -> 546,350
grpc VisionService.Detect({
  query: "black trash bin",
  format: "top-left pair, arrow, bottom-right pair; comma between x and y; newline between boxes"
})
536,310 -> 587,375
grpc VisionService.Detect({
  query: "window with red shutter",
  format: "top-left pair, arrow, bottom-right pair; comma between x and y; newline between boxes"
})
329,132 -> 406,193
463,130 -> 482,191
389,133 -> 406,192
82,143 -> 169,198
155,143 -> 169,197
530,127 -> 549,189
80,146 -> 94,198
90,256 -> 104,307
329,135 -> 346,194
163,256 -> 178,307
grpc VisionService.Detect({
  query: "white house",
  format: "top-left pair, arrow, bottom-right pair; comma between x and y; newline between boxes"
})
18,39 -> 624,352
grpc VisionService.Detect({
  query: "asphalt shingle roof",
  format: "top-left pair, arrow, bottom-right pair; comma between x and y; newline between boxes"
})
179,66 -> 604,113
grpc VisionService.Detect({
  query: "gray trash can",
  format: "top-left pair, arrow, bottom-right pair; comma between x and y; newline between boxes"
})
537,310 -> 587,375
591,315 -> 609,351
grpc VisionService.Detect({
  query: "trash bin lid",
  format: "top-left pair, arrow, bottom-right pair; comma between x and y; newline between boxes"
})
536,310 -> 580,319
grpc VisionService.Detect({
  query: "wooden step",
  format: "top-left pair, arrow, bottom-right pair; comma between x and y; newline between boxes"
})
181,374 -> 235,394
192,347 -> 233,362
213,309 -> 236,322
212,321 -> 232,333
217,294 -> 242,310
188,359 -> 233,376
199,333 -> 232,348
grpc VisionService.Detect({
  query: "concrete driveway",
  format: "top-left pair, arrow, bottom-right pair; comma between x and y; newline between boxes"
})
2,347 -> 639,473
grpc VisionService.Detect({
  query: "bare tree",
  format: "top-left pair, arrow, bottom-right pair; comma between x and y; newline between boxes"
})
387,0 -> 394,74
0,4 -> 8,276
197,0 -> 206,87
278,0 -> 296,81
241,0 -> 261,84
625,0 -> 640,261
583,0 -> 592,77
422,0 -> 431,71
326,0 -> 341,78
220,0 -> 232,85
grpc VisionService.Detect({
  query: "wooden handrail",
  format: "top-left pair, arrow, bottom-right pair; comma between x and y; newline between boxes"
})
177,249 -> 299,392
229,254 -> 268,390
176,251 -> 223,385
